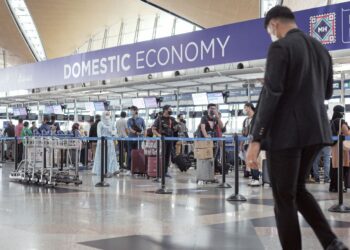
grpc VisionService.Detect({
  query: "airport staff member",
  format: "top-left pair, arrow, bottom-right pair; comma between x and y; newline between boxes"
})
246,6 -> 347,250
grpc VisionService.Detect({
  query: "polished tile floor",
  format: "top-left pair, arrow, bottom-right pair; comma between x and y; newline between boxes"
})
0,163 -> 349,250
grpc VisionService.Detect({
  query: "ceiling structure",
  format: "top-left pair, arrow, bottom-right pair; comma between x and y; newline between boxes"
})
145,0 -> 260,28
0,0 -> 35,65
26,0 -> 159,59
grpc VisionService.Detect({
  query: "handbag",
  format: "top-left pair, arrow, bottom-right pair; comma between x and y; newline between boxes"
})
338,119 -> 350,151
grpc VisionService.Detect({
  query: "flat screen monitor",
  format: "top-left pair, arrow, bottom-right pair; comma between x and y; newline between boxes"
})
19,108 -> 27,116
44,106 -> 54,114
78,115 -> 84,122
207,92 -> 224,104
13,108 -> 20,116
94,102 -> 105,111
53,105 -> 63,114
192,93 -> 208,106
132,98 -> 145,109
144,97 -> 158,108
85,102 -> 95,111
56,114 -> 64,121
83,115 -> 91,122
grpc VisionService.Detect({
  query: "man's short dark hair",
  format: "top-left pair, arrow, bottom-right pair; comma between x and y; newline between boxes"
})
121,111 -> 127,118
163,105 -> 171,112
51,115 -> 56,121
130,106 -> 138,111
18,118 -> 23,123
24,121 -> 29,127
244,102 -> 256,112
95,114 -> 101,121
207,103 -> 217,110
264,5 -> 295,29
177,114 -> 183,119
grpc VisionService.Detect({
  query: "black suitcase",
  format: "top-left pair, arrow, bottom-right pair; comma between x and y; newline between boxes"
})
262,159 -> 271,186
174,154 -> 191,172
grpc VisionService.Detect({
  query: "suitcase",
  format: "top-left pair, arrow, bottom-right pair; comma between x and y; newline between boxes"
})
262,159 -> 271,186
131,149 -> 146,175
196,159 -> 217,183
174,154 -> 191,172
147,156 -> 162,178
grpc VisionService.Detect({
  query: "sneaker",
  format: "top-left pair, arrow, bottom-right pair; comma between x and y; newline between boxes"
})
124,170 -> 132,176
113,170 -> 120,175
324,179 -> 331,183
165,174 -> 172,178
250,180 -> 261,187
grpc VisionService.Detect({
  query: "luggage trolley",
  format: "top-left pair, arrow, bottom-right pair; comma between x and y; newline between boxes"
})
49,137 -> 83,186
9,136 -> 45,183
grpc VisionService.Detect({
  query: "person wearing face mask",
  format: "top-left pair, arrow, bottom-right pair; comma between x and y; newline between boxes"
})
241,103 -> 260,186
92,111 -> 120,177
246,6 -> 346,250
197,103 -> 223,138
152,105 -> 178,178
126,106 -> 146,175
329,105 -> 350,193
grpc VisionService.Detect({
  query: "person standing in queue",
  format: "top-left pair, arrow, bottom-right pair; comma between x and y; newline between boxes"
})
197,104 -> 223,138
89,115 -> 101,161
246,6 -> 347,250
116,111 -> 129,170
127,106 -> 146,175
15,118 -> 24,163
152,105 -> 178,178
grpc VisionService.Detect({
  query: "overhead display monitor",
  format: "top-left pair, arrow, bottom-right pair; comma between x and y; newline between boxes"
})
207,92 -> 224,104
19,108 -> 27,116
53,105 -> 63,114
94,102 -> 105,111
192,93 -> 208,106
178,93 -> 193,101
44,105 -> 54,114
144,97 -> 158,108
132,98 -> 145,109
162,95 -> 177,102
13,108 -> 20,116
85,102 -> 95,111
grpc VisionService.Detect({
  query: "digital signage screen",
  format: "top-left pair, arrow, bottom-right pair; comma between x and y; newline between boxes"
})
53,105 -> 63,114
13,108 -> 20,116
207,92 -> 224,104
19,108 -> 27,116
132,98 -> 145,109
44,106 -> 54,114
144,97 -> 158,108
192,93 -> 208,106
85,102 -> 95,111
94,102 -> 105,111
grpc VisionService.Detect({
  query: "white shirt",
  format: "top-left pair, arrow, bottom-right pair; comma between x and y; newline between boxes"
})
116,118 -> 128,137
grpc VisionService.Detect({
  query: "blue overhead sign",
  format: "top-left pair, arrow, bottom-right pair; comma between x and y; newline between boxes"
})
1,2 -> 350,91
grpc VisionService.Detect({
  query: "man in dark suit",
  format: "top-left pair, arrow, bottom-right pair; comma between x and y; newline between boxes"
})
246,6 -> 348,250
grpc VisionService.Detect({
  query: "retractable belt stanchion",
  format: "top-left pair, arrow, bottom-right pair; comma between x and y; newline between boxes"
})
227,134 -> 247,201
153,139 -> 161,183
14,137 -> 18,171
1,139 -> 4,163
329,135 -> 350,213
84,140 -> 88,169
95,137 -> 110,187
155,136 -> 172,194
60,149 -> 64,171
217,139 -> 232,188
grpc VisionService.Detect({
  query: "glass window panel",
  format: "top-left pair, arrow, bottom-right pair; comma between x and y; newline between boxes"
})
156,13 -> 174,38
106,36 -> 119,48
175,18 -> 194,35
91,39 -> 103,50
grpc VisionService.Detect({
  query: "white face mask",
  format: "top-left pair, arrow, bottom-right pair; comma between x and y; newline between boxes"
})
243,110 -> 248,116
268,26 -> 278,42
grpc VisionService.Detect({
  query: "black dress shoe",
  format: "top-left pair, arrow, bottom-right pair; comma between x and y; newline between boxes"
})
326,239 -> 349,250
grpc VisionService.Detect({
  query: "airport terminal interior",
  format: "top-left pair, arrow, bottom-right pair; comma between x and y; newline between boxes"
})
1,0 -> 350,249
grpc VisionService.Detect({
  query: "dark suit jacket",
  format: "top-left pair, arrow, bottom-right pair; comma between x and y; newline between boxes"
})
252,29 -> 333,151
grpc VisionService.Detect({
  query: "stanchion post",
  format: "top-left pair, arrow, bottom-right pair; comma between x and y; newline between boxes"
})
153,139 -> 161,182
227,134 -> 246,201
1,139 -> 4,163
217,139 -> 232,188
95,136 -> 110,187
329,134 -> 350,213
14,137 -> 18,170
155,136 -> 171,194
104,138 -> 108,175
43,147 -> 47,169
84,140 -> 88,169
60,149 -> 64,171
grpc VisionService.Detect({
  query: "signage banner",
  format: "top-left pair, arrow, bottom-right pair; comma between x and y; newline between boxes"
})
1,2 -> 350,91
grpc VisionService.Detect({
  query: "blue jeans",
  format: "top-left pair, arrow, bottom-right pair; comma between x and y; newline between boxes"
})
312,146 -> 331,181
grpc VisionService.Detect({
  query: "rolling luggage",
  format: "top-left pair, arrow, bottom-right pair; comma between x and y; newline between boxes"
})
174,154 -> 191,172
147,156 -> 162,178
262,159 -> 271,186
196,159 -> 217,183
131,140 -> 146,175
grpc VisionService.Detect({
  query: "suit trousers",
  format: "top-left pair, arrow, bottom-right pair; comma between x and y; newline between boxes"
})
267,145 -> 336,249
